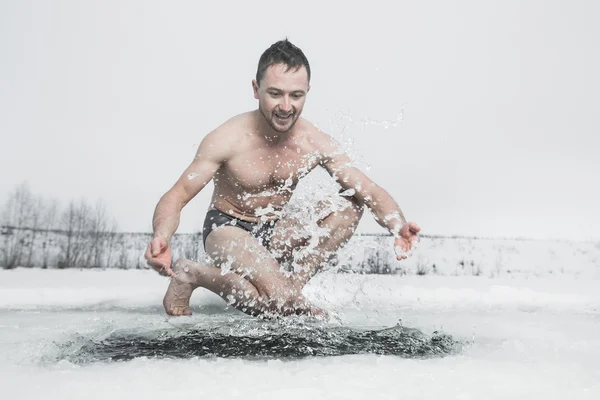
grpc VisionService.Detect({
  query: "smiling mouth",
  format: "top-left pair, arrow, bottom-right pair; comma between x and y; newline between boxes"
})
274,113 -> 293,121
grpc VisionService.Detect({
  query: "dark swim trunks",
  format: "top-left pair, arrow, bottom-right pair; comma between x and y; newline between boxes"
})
202,209 -> 276,249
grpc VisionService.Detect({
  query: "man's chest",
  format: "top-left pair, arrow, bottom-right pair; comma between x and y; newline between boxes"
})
223,147 -> 321,191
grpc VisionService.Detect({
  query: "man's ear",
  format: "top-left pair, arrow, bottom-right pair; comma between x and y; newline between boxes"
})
307,84 -> 311,93
252,79 -> 259,99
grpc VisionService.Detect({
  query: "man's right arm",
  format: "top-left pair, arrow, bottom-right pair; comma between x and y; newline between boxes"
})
152,129 -> 229,242
145,127 -> 231,276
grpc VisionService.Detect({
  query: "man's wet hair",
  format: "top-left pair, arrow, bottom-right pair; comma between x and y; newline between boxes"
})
256,39 -> 311,85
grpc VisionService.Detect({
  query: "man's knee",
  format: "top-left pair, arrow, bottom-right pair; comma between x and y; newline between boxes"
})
345,195 -> 364,222
269,227 -> 309,258
253,272 -> 298,300
330,195 -> 363,235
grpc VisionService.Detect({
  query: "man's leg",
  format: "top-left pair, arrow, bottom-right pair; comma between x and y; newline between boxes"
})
163,225 -> 321,317
163,257 -> 266,317
269,195 -> 364,290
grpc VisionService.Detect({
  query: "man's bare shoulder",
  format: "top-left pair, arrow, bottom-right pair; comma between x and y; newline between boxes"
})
294,118 -> 339,154
201,112 -> 256,146
205,112 -> 255,142
196,112 -> 256,162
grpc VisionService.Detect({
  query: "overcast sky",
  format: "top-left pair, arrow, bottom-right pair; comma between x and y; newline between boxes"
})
1,0 -> 599,240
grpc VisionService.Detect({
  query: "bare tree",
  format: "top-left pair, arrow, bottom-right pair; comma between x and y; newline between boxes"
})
104,219 -> 119,268
0,182 -> 34,269
86,199 -> 108,268
24,195 -> 45,267
185,232 -> 204,261
59,199 -> 94,268
1,182 -> 122,269
40,199 -> 59,268
115,239 -> 130,269
59,201 -> 76,268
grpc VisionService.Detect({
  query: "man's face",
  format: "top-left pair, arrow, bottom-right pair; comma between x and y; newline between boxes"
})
253,63 -> 310,133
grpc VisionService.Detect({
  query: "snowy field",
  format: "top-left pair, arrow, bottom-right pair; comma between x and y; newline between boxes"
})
1,267 -> 599,399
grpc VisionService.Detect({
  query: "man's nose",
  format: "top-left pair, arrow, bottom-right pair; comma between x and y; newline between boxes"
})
279,96 -> 292,113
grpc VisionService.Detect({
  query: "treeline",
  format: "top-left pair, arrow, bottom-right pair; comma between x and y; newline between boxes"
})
0,183 -> 403,273
1,183 -> 461,275
0,182 -> 119,269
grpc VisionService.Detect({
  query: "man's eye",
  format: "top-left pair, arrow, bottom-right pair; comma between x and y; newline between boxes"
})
292,94 -> 303,99
270,92 -> 281,97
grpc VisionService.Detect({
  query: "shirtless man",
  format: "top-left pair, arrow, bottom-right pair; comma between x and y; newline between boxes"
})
144,39 -> 420,317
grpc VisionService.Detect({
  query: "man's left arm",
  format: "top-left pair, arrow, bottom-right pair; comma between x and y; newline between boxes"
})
316,133 -> 420,259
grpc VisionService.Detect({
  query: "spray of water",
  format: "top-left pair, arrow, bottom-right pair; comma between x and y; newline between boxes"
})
188,109 -> 409,316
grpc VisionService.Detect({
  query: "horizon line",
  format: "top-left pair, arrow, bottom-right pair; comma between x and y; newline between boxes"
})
1,225 -> 595,244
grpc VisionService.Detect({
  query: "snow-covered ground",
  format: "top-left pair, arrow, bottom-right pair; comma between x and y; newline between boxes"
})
1,267 -> 599,399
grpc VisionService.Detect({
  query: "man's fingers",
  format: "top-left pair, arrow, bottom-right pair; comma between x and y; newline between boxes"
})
151,237 -> 165,256
148,260 -> 162,272
400,223 -> 420,237
150,262 -> 170,277
146,256 -> 166,273
408,222 -> 421,234
398,222 -> 421,250
151,240 -> 160,256
395,234 -> 418,260
144,244 -> 152,261
395,239 -> 409,252
410,234 -> 420,246
145,238 -> 173,277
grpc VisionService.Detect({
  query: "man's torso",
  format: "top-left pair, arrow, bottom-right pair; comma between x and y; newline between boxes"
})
209,112 -> 326,222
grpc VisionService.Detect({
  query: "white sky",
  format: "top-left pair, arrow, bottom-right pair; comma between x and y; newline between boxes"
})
1,0 -> 599,240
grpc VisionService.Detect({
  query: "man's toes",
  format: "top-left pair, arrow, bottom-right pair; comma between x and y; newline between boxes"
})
166,306 -> 187,316
173,307 -> 191,316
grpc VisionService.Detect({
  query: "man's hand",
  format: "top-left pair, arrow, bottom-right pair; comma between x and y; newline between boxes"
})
144,236 -> 175,277
394,222 -> 421,260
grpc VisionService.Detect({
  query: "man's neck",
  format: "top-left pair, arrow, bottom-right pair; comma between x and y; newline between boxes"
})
253,109 -> 294,145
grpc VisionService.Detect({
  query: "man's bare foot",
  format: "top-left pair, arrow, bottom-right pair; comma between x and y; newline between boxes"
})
163,259 -> 197,316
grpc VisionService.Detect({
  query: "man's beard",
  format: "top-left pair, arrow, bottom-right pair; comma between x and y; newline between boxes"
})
260,105 -> 299,133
